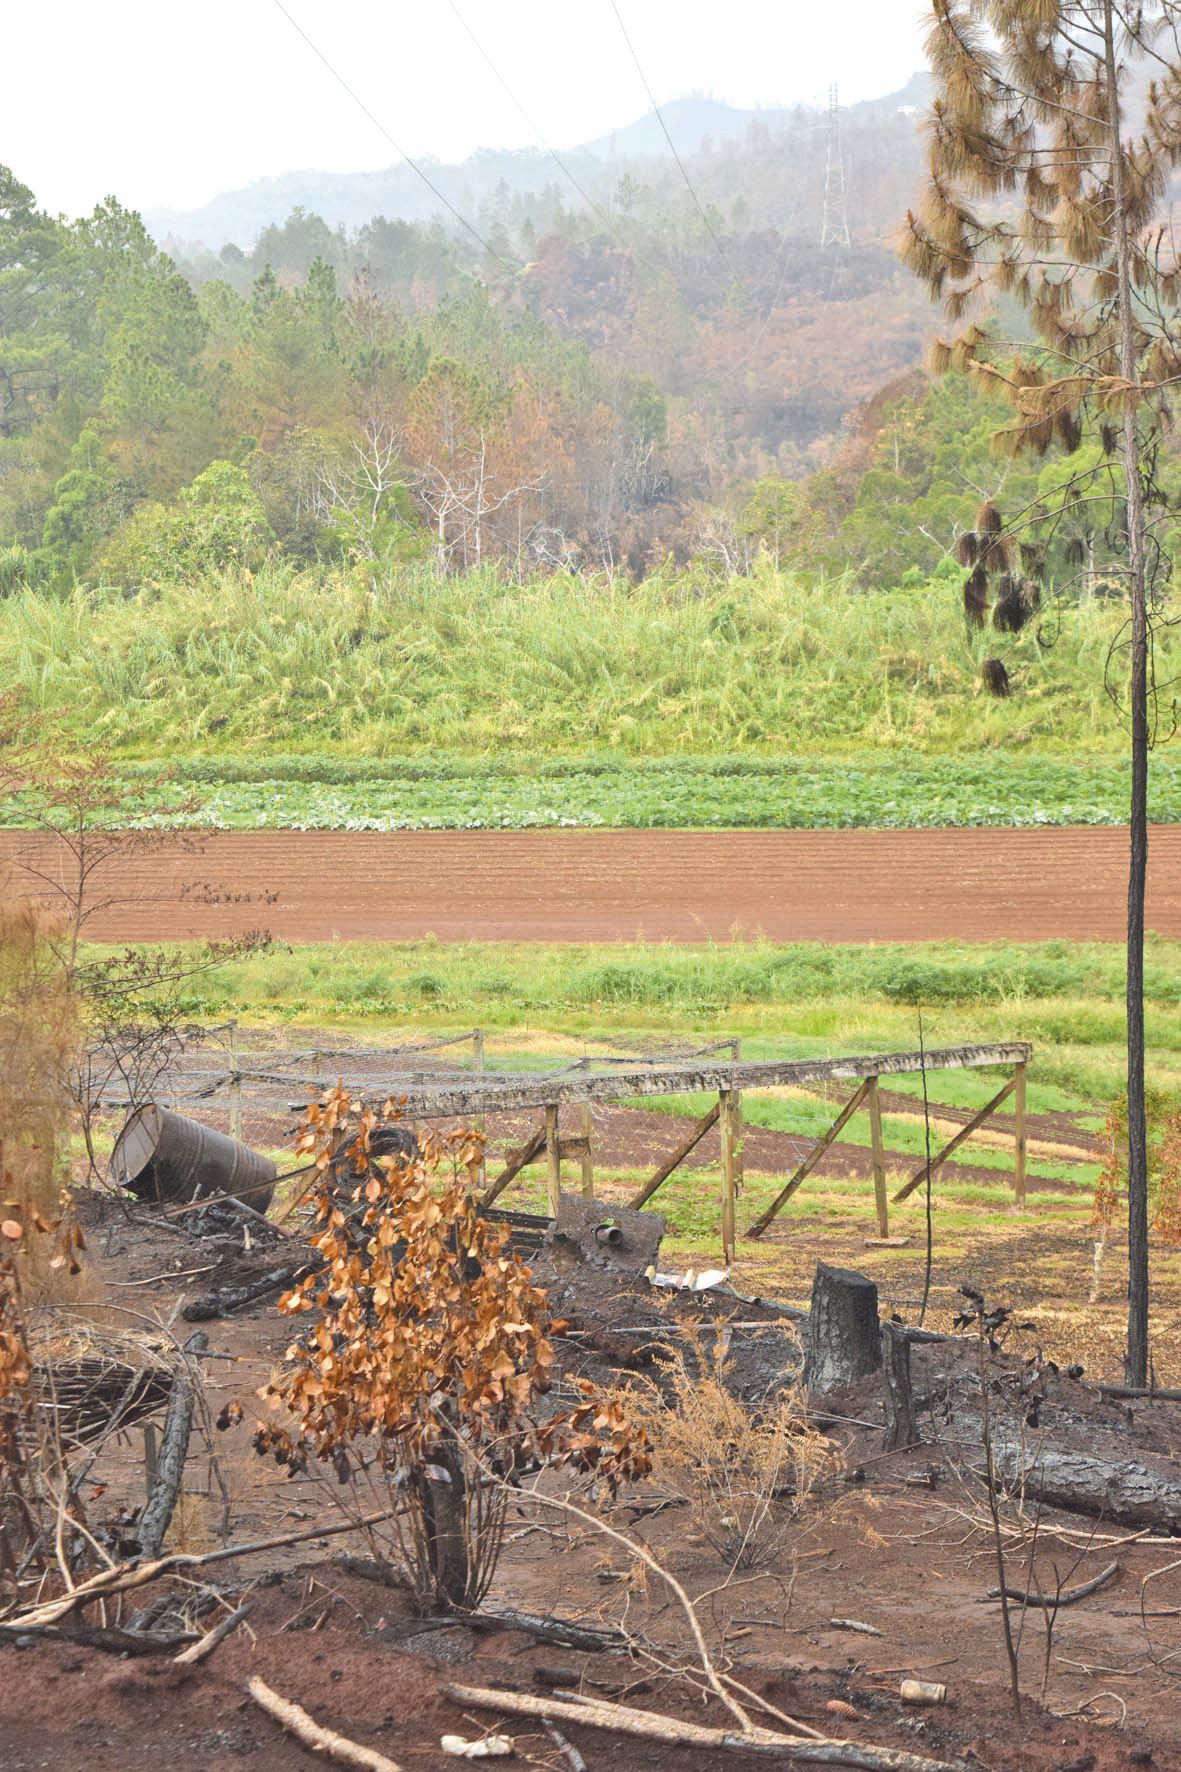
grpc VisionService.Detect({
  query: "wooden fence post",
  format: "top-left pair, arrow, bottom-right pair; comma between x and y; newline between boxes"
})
473,1028 -> 486,1190
866,1076 -> 889,1239
892,1073 -> 1018,1203
1013,1060 -> 1027,1206
580,1101 -> 594,1197
719,1088 -> 741,1264
545,1104 -> 561,1216
628,1100 -> 720,1210
228,1020 -> 242,1145
730,1039 -> 743,1212
746,1079 -> 870,1238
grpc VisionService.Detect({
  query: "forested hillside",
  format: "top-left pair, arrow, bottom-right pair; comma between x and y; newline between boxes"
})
5,60 -> 1171,601
0,84 -> 948,590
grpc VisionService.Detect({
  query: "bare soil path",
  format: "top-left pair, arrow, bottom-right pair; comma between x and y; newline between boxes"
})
3,825 -> 1181,943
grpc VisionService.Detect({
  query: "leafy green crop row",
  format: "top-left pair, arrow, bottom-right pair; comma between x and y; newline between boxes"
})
6,750 -> 1171,832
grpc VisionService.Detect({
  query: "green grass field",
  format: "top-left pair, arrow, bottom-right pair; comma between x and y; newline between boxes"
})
169,933 -> 1181,1106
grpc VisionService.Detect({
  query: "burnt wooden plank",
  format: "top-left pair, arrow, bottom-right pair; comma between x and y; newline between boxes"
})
366,1043 -> 1033,1121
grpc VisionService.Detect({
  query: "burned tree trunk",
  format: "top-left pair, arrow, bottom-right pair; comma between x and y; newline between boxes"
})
804,1263 -> 881,1397
881,1322 -> 917,1451
421,1438 -> 473,1611
991,1439 -> 1181,1529
137,1334 -> 204,1558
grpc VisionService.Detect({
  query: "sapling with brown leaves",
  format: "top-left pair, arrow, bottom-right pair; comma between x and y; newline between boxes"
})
254,1088 -> 649,1612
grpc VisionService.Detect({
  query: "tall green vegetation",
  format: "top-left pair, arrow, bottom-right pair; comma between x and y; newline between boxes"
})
0,567 -> 1151,758
903,0 -> 1181,1384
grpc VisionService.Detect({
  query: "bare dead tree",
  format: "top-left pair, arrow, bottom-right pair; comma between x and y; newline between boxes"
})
316,419 -> 409,561
415,431 -> 544,573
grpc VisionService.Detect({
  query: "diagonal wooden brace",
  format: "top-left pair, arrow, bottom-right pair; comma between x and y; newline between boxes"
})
480,1121 -> 546,1207
629,1100 -> 720,1209
892,1073 -> 1017,1202
746,1079 -> 871,1238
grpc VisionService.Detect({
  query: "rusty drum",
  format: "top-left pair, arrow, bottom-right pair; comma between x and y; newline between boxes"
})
109,1104 -> 277,1211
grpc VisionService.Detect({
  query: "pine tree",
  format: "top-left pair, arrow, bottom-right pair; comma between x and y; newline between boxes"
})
902,2 -> 1181,1383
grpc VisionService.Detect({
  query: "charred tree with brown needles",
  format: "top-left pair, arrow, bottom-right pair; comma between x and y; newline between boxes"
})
902,0 -> 1181,1384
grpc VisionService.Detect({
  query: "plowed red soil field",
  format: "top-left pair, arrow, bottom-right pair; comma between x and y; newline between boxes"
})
3,825 -> 1181,942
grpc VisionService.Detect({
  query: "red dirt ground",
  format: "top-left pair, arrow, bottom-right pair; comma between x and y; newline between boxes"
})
4,826 -> 1181,942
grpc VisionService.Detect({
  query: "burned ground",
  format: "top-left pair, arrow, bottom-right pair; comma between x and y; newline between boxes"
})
4,1179 -> 1179,1772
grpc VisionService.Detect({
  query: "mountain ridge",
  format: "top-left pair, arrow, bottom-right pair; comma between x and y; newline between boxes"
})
147,73 -> 930,251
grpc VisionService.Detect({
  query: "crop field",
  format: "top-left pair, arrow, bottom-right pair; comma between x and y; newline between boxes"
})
9,748 -> 1175,831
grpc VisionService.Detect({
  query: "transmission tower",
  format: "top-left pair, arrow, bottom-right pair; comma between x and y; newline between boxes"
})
820,83 -> 851,249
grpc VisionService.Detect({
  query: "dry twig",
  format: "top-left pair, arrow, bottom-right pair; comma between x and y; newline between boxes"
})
444,1684 -> 967,1772
247,1676 -> 403,1771
173,1598 -> 254,1665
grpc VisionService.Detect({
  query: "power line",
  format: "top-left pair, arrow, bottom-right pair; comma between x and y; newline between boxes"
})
269,0 -> 515,269
605,0 -> 738,277
445,0 -> 620,241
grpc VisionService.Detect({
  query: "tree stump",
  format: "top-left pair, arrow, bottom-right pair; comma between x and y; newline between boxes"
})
881,1321 -> 917,1450
803,1262 -> 881,1397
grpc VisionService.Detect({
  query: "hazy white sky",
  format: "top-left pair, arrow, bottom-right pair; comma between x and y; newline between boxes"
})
10,1 -> 928,217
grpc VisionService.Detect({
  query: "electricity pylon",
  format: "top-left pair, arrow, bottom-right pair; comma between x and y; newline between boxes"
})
820,83 -> 851,249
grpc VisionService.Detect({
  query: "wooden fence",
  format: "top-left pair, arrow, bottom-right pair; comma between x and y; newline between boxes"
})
378,1040 -> 1033,1264
100,1028 -> 1032,1264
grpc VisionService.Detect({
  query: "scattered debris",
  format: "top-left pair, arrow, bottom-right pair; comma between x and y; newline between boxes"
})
181,1263 -> 306,1322
440,1734 -> 514,1759
900,1681 -> 947,1707
649,1266 -> 731,1291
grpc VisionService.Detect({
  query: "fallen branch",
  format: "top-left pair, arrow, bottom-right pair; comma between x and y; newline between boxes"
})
443,1684 -> 967,1772
13,1508 -> 399,1627
467,1609 -> 627,1652
543,1720 -> 588,1772
0,1621 -> 196,1655
247,1676 -> 403,1771
181,1264 -> 304,1322
173,1598 -> 254,1665
1097,1385 -> 1181,1402
985,1560 -> 1120,1609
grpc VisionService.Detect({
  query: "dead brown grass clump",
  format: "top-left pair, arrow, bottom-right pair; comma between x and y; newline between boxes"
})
0,896 -> 84,1608
625,1325 -> 840,1572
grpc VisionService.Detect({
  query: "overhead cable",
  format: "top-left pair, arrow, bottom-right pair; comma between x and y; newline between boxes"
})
446,0 -> 621,239
606,0 -> 738,276
270,0 -> 516,268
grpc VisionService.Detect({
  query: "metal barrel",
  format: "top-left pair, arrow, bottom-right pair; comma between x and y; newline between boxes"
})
109,1103 -> 277,1211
